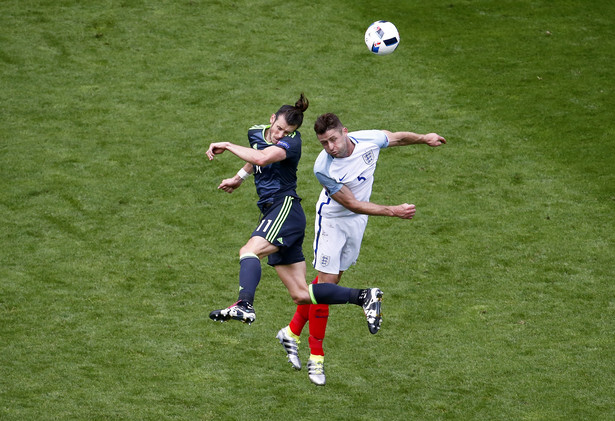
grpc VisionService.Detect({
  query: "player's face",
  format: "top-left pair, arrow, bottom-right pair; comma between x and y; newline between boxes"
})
317,127 -> 351,158
267,114 -> 297,143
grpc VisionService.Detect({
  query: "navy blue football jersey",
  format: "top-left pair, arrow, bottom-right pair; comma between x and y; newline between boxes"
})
247,124 -> 302,208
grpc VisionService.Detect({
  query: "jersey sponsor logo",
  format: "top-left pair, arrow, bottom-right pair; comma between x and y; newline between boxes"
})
362,150 -> 375,165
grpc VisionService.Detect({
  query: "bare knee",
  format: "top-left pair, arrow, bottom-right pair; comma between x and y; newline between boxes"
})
318,272 -> 341,284
239,245 -> 252,257
290,290 -> 311,305
239,236 -> 277,259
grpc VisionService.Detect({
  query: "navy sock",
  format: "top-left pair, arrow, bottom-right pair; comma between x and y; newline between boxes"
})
237,254 -> 261,304
310,283 -> 362,306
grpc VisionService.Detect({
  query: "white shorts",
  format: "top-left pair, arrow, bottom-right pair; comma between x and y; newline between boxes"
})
313,214 -> 368,274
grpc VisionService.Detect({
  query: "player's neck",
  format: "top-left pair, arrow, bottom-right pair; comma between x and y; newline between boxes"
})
264,128 -> 275,144
344,137 -> 355,157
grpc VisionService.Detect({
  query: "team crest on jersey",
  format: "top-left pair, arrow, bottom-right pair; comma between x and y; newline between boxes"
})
320,255 -> 330,267
362,150 -> 375,165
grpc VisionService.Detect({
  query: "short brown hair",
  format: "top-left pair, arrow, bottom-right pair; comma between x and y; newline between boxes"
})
314,113 -> 343,135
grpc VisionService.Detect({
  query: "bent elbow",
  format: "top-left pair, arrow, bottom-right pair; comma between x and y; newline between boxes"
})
252,157 -> 269,167
250,153 -> 273,167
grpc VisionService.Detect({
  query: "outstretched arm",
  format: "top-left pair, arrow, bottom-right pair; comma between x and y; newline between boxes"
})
383,130 -> 446,147
330,185 -> 416,219
206,141 -> 287,166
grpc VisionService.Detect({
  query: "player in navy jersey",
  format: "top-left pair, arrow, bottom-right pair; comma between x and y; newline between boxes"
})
206,97 -> 385,346
276,113 -> 446,385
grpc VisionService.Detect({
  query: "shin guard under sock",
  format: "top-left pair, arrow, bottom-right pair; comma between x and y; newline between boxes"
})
308,304 -> 329,356
310,283 -> 361,305
237,253 -> 261,303
289,304 -> 310,337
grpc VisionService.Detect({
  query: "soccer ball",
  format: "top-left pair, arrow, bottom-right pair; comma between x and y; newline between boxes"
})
364,21 -> 400,55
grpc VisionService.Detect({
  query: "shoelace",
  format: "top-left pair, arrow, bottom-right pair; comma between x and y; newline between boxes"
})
309,362 -> 324,375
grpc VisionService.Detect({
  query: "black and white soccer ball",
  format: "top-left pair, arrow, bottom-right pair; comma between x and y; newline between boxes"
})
364,21 -> 400,55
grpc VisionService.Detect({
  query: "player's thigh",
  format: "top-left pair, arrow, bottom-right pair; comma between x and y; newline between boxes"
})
313,217 -> 346,274
338,215 -> 368,271
240,236 -> 278,259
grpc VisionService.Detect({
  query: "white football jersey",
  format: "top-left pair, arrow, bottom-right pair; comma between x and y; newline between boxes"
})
314,130 -> 389,218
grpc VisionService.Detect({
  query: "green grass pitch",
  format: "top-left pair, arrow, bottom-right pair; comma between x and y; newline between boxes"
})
1,0 -> 613,419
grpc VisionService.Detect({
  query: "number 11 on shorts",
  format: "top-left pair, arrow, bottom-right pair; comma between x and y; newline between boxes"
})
256,218 -> 272,233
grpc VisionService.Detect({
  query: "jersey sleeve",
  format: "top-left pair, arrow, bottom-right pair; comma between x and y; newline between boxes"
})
348,129 -> 389,148
275,131 -> 301,160
313,151 -> 343,195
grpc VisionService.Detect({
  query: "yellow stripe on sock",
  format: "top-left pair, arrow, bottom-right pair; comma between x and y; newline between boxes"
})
308,284 -> 317,305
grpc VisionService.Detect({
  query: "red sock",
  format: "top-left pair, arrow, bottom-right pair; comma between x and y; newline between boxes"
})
289,304 -> 309,336
308,303 -> 329,357
289,276 -> 319,336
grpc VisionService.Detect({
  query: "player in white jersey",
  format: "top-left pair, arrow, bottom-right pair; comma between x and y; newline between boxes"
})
276,113 -> 446,385
312,129 -> 388,275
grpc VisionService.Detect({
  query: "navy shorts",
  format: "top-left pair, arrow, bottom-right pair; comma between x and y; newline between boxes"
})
253,196 -> 306,266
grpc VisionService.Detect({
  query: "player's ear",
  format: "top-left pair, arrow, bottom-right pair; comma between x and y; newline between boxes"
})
270,114 -> 277,125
